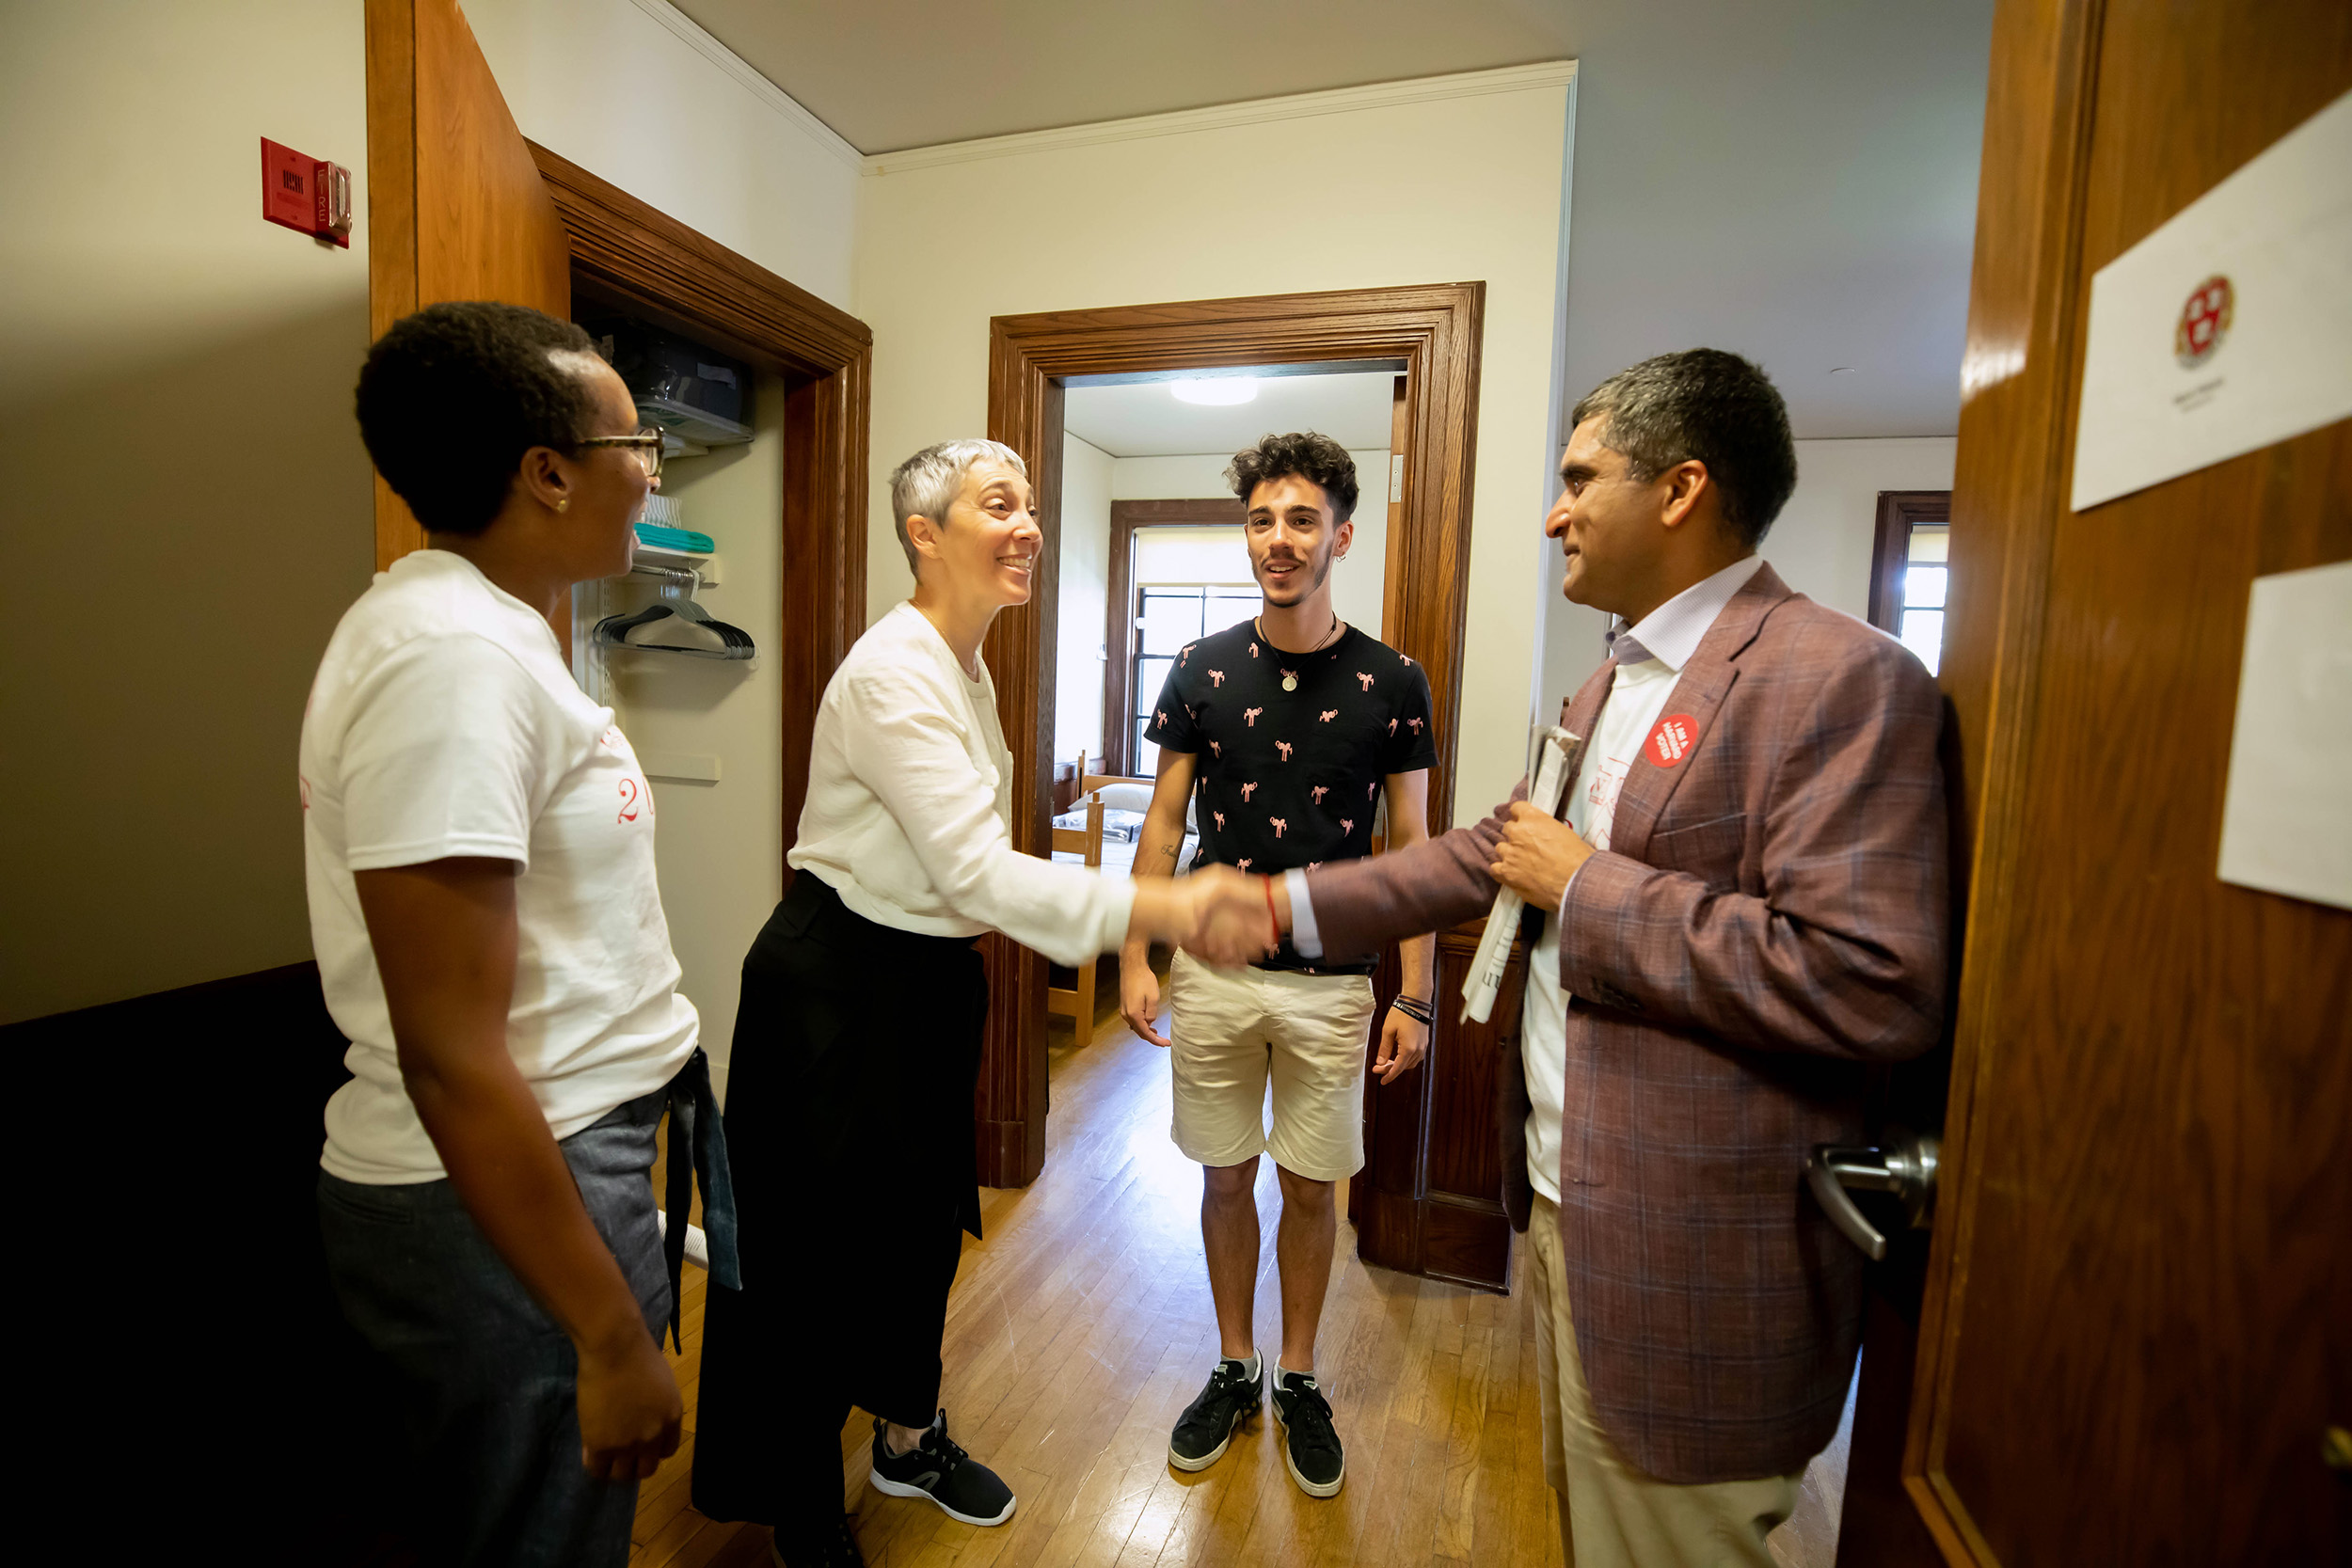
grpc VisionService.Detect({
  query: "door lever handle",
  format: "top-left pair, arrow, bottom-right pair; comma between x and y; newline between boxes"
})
1804,1128 -> 1939,1261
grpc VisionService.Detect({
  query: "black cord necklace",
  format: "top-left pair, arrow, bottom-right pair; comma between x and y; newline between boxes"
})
1256,611 -> 1342,690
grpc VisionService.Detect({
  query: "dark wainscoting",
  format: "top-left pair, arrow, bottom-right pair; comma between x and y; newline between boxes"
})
7,963 -> 412,1560
1350,921 -> 1519,1293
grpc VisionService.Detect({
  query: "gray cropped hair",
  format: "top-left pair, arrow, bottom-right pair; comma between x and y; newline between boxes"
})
889,438 -> 1028,575
1569,348 -> 1797,548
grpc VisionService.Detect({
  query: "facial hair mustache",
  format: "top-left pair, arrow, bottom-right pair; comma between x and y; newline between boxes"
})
1260,547 -> 1333,594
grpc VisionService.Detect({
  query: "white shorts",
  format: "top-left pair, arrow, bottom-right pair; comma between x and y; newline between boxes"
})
1167,949 -> 1376,1181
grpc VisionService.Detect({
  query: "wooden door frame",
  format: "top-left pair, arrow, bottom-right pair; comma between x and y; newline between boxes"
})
1867,490 -> 1953,636
1900,0 -> 2103,1552
1915,0 -> 2233,1558
1908,0 -> 2352,1556
978,281 -> 1486,1186
1102,497 -> 1250,775
526,143 -> 871,887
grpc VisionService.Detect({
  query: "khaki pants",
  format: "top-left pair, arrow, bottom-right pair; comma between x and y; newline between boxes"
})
1527,1195 -> 1803,1568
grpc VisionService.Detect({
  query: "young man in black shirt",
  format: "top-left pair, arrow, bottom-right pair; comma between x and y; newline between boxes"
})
1121,432 -> 1438,1498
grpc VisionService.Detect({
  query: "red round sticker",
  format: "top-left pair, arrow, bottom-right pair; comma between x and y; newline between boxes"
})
1645,713 -> 1699,767
2174,274 -> 2233,369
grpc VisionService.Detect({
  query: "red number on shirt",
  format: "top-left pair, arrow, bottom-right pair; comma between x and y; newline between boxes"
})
618,777 -> 642,823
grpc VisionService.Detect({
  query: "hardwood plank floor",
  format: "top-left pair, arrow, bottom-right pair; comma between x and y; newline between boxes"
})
640,996 -> 1848,1568
633,996 -> 1559,1568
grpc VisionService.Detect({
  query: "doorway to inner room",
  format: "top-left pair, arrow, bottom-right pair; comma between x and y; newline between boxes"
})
971,284 -> 1486,1194
1043,365 -> 1406,1050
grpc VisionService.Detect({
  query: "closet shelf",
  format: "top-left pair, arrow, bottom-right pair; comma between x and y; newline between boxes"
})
639,397 -> 753,448
627,541 -> 723,585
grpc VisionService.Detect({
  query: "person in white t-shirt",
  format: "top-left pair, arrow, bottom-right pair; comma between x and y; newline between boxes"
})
308,301 -> 733,1567
690,439 -> 1259,1565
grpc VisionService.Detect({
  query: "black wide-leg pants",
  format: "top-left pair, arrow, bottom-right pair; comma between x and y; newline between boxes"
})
691,872 -> 989,1530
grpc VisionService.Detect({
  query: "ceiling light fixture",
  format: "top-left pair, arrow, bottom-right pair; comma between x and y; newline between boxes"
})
1170,377 -> 1258,406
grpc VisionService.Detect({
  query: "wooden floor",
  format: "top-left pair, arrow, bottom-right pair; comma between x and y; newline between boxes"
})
633,993 -> 1849,1568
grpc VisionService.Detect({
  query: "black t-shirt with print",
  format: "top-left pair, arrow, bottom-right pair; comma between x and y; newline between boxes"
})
1147,620 -> 1438,974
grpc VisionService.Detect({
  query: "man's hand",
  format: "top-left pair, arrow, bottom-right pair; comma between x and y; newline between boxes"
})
576,1323 -> 685,1481
1372,1005 -> 1428,1084
1186,869 -> 1281,968
1120,953 -> 1171,1048
1487,800 -> 1596,913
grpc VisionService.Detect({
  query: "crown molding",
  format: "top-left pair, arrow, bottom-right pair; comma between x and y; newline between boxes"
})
625,0 -> 864,170
863,59 -> 1579,176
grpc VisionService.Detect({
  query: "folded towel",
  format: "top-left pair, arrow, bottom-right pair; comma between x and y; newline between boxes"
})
634,521 -> 716,554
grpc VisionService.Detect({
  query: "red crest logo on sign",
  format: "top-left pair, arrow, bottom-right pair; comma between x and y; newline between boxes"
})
1645,713 -> 1698,768
2174,275 -> 2233,369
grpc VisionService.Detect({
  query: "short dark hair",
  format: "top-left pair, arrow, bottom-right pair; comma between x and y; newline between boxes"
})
1225,431 -> 1360,523
355,301 -> 604,536
1569,349 -> 1797,547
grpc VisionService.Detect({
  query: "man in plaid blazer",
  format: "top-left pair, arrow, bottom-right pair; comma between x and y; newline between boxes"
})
1241,349 -> 1949,1564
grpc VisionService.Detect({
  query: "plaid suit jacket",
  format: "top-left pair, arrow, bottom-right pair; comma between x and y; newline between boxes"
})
1305,563 -> 1948,1483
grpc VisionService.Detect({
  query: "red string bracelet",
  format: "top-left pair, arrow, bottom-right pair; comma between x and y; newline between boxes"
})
1262,875 -> 1279,948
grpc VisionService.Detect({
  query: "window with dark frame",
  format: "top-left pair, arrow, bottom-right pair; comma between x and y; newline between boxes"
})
1867,491 -> 1953,676
1131,584 -> 1258,771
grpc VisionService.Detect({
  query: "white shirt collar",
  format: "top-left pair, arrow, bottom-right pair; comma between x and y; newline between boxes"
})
1610,555 -> 1768,673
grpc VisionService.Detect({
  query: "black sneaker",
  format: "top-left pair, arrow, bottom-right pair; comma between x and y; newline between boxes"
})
1168,1354 -> 1263,1472
770,1513 -> 864,1567
867,1410 -> 1016,1526
1270,1367 -> 1344,1497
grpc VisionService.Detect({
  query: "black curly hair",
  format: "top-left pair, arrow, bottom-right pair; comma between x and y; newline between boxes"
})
355,301 -> 605,536
1225,431 -> 1360,523
1569,349 -> 1797,548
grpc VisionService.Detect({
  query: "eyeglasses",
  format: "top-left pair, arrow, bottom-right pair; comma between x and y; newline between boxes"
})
578,427 -> 666,480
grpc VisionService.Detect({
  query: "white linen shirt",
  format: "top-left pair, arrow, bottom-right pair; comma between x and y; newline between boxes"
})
788,602 -> 1136,968
1288,556 -> 1767,1202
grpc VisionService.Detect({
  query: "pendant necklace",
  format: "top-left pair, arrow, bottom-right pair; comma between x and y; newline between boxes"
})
1259,612 -> 1341,691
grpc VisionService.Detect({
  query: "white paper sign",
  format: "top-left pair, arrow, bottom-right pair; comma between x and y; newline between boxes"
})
2216,560 -> 2352,912
2070,88 -> 2352,511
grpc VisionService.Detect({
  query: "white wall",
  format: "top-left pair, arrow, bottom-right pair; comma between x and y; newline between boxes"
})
1,1 -> 375,1022
1772,438 -> 1957,621
1056,434 -> 1114,765
856,70 -> 1577,825
0,0 -> 862,1022
467,0 -> 860,309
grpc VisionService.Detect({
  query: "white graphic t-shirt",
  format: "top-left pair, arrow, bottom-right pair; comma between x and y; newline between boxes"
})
300,549 -> 698,1184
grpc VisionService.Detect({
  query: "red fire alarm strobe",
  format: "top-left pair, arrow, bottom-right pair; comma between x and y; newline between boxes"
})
261,137 -> 352,248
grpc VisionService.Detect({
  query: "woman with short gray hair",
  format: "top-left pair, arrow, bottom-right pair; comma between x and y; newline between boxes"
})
692,439 -> 1256,1566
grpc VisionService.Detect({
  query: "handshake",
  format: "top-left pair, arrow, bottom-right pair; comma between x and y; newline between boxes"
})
1124,864 -> 1290,970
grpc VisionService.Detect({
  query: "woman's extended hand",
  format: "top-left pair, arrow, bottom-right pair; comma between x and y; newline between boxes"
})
1184,867 -> 1285,968
1126,867 -> 1282,968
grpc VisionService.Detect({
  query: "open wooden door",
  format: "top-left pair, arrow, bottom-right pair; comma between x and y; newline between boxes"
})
365,0 -> 570,572
1850,2 -> 2352,1562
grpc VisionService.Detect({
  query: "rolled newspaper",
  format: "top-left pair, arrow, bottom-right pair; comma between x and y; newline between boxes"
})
1459,726 -> 1580,1023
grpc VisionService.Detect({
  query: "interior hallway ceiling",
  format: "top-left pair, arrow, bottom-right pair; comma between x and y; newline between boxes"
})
1064,372 -> 1396,458
672,0 -> 1995,438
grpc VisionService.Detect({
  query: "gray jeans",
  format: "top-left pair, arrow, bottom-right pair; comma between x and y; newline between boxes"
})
317,1086 -> 671,1568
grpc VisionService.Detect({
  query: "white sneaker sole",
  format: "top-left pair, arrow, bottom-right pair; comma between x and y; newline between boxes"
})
1273,1402 -> 1344,1498
867,1470 -> 1016,1527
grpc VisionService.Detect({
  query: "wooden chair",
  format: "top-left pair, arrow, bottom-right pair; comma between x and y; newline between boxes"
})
1045,753 -> 1156,1041
1046,785 -> 1104,1034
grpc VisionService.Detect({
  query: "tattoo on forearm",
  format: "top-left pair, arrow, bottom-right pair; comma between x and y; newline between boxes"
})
1155,845 -> 1178,862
